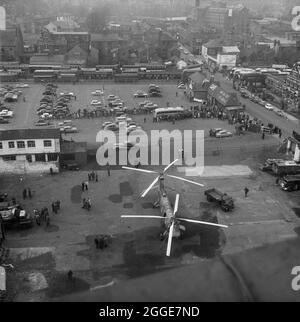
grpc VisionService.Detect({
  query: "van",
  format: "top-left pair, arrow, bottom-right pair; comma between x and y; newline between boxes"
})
279,175 -> 300,192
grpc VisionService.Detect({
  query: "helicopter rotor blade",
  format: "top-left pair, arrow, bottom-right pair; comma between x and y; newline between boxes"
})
141,176 -> 159,198
177,218 -> 228,228
167,175 -> 204,187
166,222 -> 175,257
173,194 -> 180,215
121,215 -> 165,219
163,159 -> 179,174
122,166 -> 158,174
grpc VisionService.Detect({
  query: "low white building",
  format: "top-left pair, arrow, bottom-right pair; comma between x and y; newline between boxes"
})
0,129 -> 61,174
202,40 -> 240,71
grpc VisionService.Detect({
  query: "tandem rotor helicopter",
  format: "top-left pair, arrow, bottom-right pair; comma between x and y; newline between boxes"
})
121,159 -> 228,257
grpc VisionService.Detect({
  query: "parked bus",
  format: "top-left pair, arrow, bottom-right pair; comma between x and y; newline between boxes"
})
154,107 -> 185,119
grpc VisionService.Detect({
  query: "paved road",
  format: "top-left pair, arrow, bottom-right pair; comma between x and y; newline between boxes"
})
213,73 -> 300,138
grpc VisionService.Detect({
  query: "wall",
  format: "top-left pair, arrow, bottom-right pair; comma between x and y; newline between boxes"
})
217,54 -> 237,68
0,158 -> 59,174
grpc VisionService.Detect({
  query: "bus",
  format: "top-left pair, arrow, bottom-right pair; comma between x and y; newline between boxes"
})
154,107 -> 185,119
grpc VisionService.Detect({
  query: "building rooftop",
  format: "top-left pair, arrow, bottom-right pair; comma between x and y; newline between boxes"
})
30,54 -> 65,65
0,129 -> 61,141
91,33 -> 125,42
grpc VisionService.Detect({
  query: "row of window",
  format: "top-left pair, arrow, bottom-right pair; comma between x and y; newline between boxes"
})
0,140 -> 52,149
2,153 -> 58,162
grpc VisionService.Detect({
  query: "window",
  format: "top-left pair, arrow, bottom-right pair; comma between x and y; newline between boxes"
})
17,141 -> 25,149
44,140 -> 52,147
8,141 -> 15,149
3,155 -> 16,161
27,141 -> 35,148
0,142 -> 2,149
48,153 -> 58,162
35,154 -> 46,162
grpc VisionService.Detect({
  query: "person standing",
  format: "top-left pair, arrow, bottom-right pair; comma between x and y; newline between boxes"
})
67,270 -> 73,280
95,173 -> 98,182
85,181 -> 89,191
52,202 -> 56,213
81,182 -> 85,191
107,164 -> 111,177
22,189 -> 27,200
94,238 -> 99,249
244,187 -> 249,198
56,200 -> 61,211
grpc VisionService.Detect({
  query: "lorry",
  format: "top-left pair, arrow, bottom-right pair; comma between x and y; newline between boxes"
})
204,189 -> 234,212
0,204 -> 32,228
279,175 -> 300,192
260,159 -> 300,176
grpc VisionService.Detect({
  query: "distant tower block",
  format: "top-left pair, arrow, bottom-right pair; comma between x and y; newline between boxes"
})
195,0 -> 200,7
0,6 -> 6,30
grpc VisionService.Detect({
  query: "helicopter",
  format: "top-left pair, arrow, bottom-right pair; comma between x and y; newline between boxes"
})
121,159 -> 228,256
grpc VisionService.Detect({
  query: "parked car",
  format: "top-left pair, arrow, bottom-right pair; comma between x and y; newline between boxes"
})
0,110 -> 13,118
139,100 -> 152,107
35,120 -> 50,126
265,103 -> 275,111
276,110 -> 285,117
104,123 -> 119,131
15,83 -> 29,88
149,92 -> 162,97
177,83 -> 186,89
61,161 -> 80,171
91,90 -> 104,96
209,128 -> 224,137
0,117 -> 9,124
107,95 -> 118,101
102,121 -> 114,128
216,130 -> 233,138
64,127 -> 79,134
90,100 -> 102,106
133,91 -> 148,98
